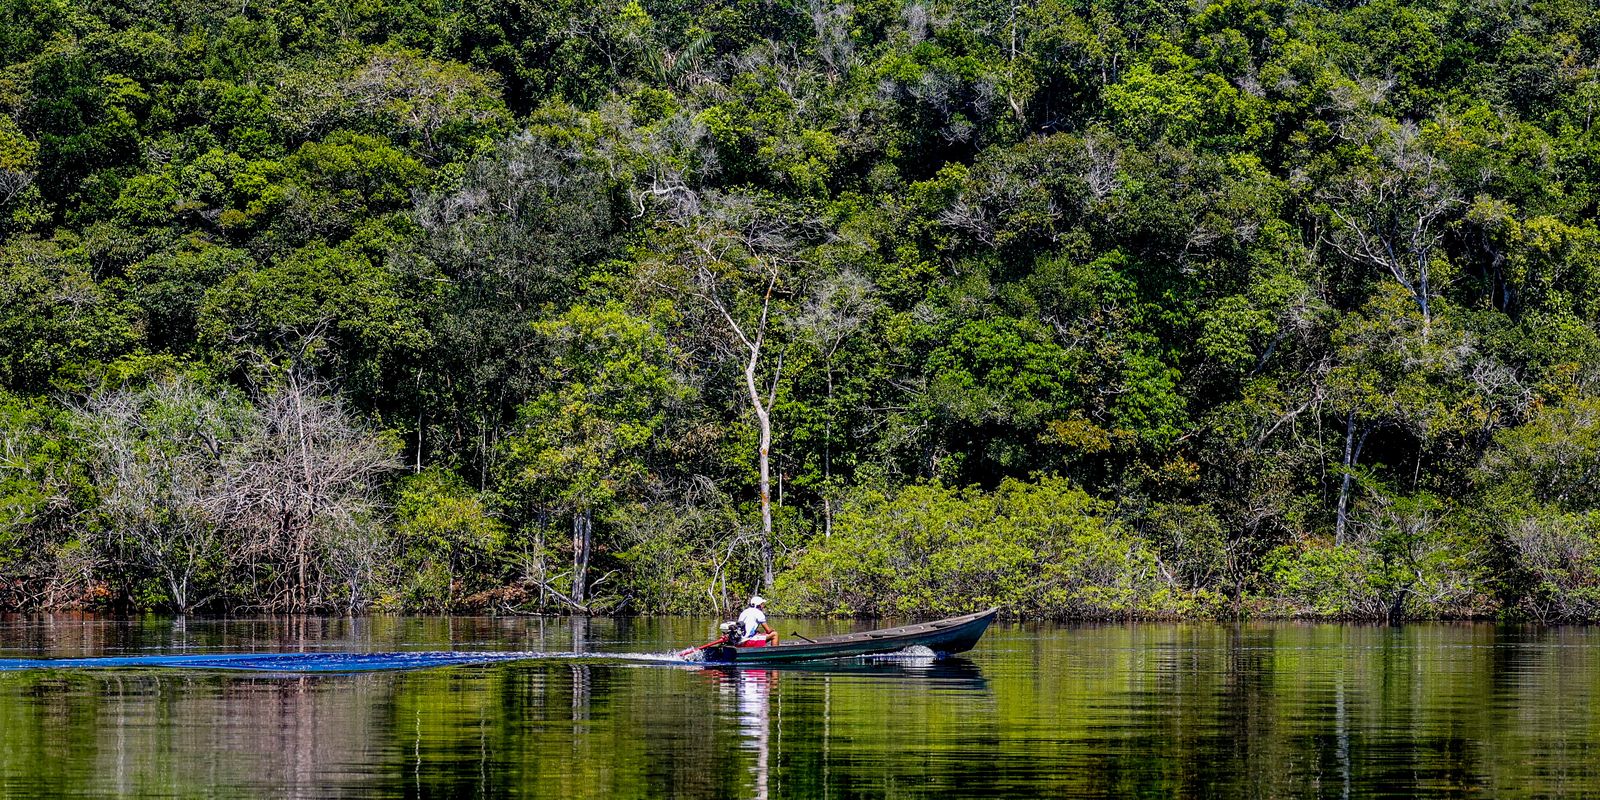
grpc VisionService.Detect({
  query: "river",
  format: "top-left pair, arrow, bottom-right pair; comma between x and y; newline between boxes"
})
0,616 -> 1596,798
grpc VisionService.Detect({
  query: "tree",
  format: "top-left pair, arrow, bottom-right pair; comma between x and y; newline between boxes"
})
271,47 -> 510,163
127,241 -> 256,353
0,389 -> 86,609
501,303 -> 690,607
1268,493 -> 1489,621
71,376 -> 254,612
776,477 -> 1181,618
648,193 -> 811,590
394,467 -> 507,611
223,374 -> 397,611
1318,123 -> 1462,334
0,235 -> 137,393
410,123 -> 623,483
224,131 -> 430,249
4,0 -> 1600,622
793,268 -> 881,534
1324,286 -> 1520,543
197,241 -> 428,405
1476,395 -> 1600,620
0,115 -> 45,230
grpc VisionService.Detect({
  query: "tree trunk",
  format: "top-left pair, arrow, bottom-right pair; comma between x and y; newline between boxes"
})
822,366 -> 834,540
571,509 -> 592,606
756,405 -> 774,590
446,557 -> 456,613
823,368 -> 833,483
746,356 -> 775,590
1386,589 -> 1407,624
697,264 -> 783,590
295,517 -> 309,612
292,374 -> 315,612
170,573 -> 189,614
1335,412 -> 1355,545
1334,412 -> 1370,546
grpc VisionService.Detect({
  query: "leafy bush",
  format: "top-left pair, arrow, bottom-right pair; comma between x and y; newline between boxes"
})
1265,494 -> 1491,620
1502,512 -> 1600,622
777,477 -> 1188,618
394,467 -> 508,612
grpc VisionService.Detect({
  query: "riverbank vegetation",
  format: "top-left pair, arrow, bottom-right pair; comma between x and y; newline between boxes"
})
3,0 -> 1600,620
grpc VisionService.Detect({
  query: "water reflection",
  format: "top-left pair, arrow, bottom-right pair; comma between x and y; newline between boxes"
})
715,668 -> 777,799
2,618 -> 1600,798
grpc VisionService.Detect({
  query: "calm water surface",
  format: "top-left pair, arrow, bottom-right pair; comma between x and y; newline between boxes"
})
0,616 -> 1597,798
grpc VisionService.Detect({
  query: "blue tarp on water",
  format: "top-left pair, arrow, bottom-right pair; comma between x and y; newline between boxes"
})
0,651 -> 575,672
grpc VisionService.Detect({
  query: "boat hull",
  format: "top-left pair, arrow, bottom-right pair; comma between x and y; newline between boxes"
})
704,607 -> 998,664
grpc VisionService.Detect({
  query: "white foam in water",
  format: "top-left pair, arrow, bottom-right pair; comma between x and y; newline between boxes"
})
612,651 -> 701,663
866,645 -> 937,661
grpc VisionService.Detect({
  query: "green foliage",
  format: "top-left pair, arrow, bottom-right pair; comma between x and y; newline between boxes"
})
925,317 -> 1077,428
1104,40 -> 1273,150
394,467 -> 508,611
197,240 -> 426,398
1497,511 -> 1600,622
1266,494 -> 1489,620
3,0 -> 1600,618
607,497 -> 751,615
0,389 -> 84,603
126,240 -> 256,352
1478,395 -> 1600,512
496,302 -> 693,604
226,131 -> 429,248
272,47 -> 509,162
68,375 -> 258,612
0,235 -> 137,392
778,477 -> 1190,618
502,303 -> 691,512
0,114 -> 47,229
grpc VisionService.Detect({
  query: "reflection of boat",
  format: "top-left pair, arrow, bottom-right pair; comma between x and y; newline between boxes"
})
702,657 -> 988,690
695,608 -> 998,664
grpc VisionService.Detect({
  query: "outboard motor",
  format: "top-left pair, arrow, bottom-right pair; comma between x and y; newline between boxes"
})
677,620 -> 741,660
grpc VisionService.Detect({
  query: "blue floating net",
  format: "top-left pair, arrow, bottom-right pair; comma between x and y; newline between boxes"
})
0,651 -> 688,673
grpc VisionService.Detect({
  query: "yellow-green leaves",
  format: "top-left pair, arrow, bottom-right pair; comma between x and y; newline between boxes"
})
778,477 -> 1184,618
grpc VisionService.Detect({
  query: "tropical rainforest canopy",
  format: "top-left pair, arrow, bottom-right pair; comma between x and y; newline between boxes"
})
2,0 -> 1600,619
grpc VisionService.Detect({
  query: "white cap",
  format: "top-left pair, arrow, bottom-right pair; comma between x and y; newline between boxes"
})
749,595 -> 766,607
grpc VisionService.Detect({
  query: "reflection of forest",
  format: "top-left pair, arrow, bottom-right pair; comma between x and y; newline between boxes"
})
0,620 -> 1598,797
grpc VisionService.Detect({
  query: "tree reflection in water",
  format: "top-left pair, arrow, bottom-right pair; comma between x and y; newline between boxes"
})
4,617 -> 1600,798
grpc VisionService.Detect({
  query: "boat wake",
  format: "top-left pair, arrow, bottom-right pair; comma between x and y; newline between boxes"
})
864,645 -> 938,661
0,650 -> 697,673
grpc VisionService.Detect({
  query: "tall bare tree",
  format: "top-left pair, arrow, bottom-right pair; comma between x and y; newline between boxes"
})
652,193 -> 811,589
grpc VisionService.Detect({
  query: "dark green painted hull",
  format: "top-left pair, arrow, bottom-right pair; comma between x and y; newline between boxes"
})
705,608 -> 998,664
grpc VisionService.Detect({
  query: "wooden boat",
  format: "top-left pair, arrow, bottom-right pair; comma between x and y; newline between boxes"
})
690,607 -> 999,664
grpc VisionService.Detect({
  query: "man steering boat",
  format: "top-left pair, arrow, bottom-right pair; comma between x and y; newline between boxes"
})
736,596 -> 777,646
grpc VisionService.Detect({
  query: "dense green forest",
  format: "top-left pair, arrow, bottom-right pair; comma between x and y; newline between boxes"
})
2,0 -> 1599,620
